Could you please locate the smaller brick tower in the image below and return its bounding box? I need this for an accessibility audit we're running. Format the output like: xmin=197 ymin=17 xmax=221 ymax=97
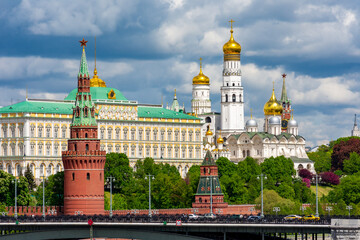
xmin=62 ymin=39 xmax=106 ymax=215
xmin=280 ymin=73 xmax=291 ymax=132
xmin=193 ymin=151 xmax=227 ymax=209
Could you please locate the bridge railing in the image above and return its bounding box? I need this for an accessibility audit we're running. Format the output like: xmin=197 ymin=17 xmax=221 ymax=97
xmin=0 ymin=214 xmax=336 ymax=225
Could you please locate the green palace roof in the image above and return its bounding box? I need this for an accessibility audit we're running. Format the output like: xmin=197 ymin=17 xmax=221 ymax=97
xmin=0 ymin=101 xmax=200 ymax=121
xmin=138 ymin=106 xmax=199 ymax=120
xmin=65 ymin=87 xmax=128 ymax=101
xmin=0 ymin=101 xmax=73 ymax=114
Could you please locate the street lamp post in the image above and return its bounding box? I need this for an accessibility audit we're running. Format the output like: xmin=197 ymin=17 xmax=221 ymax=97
xmin=40 ymin=174 xmax=47 ymax=220
xmin=12 ymin=177 xmax=20 ymax=219
xmin=346 ymin=205 xmax=353 ymax=217
xmin=313 ymin=174 xmax=321 ymax=217
xmin=326 ymin=206 xmax=332 ymax=216
xmin=300 ymin=206 xmax=306 ymax=215
xmin=257 ymin=174 xmax=267 ymax=218
xmin=207 ymin=176 xmax=213 ymax=214
xmin=106 ymin=176 xmax=116 ymax=218
xmin=145 ymin=174 xmax=154 ymax=217
xmin=249 ymin=207 xmax=255 ymax=215
xmin=273 ymin=207 xmax=280 ymax=216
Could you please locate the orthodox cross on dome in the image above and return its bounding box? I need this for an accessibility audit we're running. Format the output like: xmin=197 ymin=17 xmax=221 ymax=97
xmin=282 ymin=73 xmax=287 ymax=78
xmin=250 ymin=108 xmax=253 ymax=119
xmin=229 ymin=19 xmax=235 ymax=30
xmin=199 ymin=57 xmax=203 ymax=69
xmin=272 ymin=80 xmax=275 ymax=89
xmin=79 ymin=38 xmax=88 ymax=47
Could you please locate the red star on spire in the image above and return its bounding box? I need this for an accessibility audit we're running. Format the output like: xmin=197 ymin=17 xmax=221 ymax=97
xmin=79 ymin=38 xmax=88 ymax=47
xmin=282 ymin=73 xmax=287 ymax=78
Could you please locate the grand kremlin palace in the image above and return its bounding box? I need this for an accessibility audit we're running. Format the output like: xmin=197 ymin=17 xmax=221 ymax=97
xmin=0 ymin=66 xmax=203 ymax=180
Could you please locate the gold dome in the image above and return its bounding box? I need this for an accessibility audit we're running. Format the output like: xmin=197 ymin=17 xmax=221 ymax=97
xmin=223 ymin=20 xmax=241 ymax=54
xmin=264 ymin=87 xmax=283 ymax=115
xmin=90 ymin=68 xmax=107 ymax=87
xmin=206 ymin=125 xmax=213 ymax=136
xmin=193 ymin=58 xmax=209 ymax=85
xmin=217 ymin=130 xmax=224 ymax=144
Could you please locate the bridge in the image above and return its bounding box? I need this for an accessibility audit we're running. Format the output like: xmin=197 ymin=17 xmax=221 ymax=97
xmin=0 ymin=215 xmax=343 ymax=240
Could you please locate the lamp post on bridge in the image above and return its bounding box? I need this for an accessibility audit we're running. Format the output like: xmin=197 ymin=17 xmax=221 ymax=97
xmin=273 ymin=207 xmax=280 ymax=216
xmin=313 ymin=174 xmax=321 ymax=217
xmin=145 ymin=174 xmax=154 ymax=217
xmin=40 ymin=174 xmax=47 ymax=221
xmin=346 ymin=205 xmax=353 ymax=217
xmin=11 ymin=177 xmax=20 ymax=219
xmin=106 ymin=176 xmax=116 ymax=218
xmin=326 ymin=206 xmax=332 ymax=216
xmin=257 ymin=174 xmax=267 ymax=218
xmin=300 ymin=206 xmax=306 ymax=215
xmin=249 ymin=207 xmax=255 ymax=215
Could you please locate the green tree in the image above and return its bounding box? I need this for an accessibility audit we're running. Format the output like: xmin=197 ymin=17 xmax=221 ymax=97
xmin=24 ymin=165 xmax=36 ymax=192
xmin=104 ymin=153 xmax=134 ymax=193
xmin=307 ymin=147 xmax=332 ymax=173
xmin=254 ymin=189 xmax=298 ymax=215
xmin=343 ymin=152 xmax=360 ymax=175
xmin=216 ymin=157 xmax=236 ymax=178
xmin=327 ymin=175 xmax=360 ymax=205
xmin=237 ymin=157 xmax=261 ymax=182
xmin=220 ymin=174 xmax=248 ymax=204
xmin=261 ymin=156 xmax=295 ymax=185
xmin=35 ymin=171 xmax=64 ymax=206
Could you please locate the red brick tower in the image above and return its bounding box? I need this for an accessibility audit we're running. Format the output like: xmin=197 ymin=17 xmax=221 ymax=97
xmin=62 ymin=39 xmax=106 ymax=215
xmin=280 ymin=73 xmax=292 ymax=132
xmin=192 ymin=151 xmax=228 ymax=209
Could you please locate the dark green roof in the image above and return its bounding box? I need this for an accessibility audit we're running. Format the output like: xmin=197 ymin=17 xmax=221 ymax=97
xmin=0 ymin=101 xmax=73 ymax=114
xmin=228 ymin=132 xmax=305 ymax=141
xmin=65 ymin=87 xmax=128 ymax=101
xmin=138 ymin=106 xmax=199 ymax=120
xmin=290 ymin=157 xmax=313 ymax=163
xmin=201 ymin=150 xmax=216 ymax=165
xmin=196 ymin=176 xmax=224 ymax=195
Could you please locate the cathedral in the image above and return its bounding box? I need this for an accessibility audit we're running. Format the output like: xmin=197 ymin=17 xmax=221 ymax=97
xmin=182 ymin=20 xmax=313 ymax=174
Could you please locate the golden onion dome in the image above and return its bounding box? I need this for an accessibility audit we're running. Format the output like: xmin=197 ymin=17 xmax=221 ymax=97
xmin=223 ymin=21 xmax=241 ymax=54
xmin=264 ymin=87 xmax=283 ymax=115
xmin=217 ymin=136 xmax=224 ymax=144
xmin=193 ymin=58 xmax=210 ymax=85
xmin=205 ymin=125 xmax=213 ymax=136
xmin=90 ymin=68 xmax=107 ymax=87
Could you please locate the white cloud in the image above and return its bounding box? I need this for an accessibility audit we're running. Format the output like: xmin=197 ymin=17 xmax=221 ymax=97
xmin=10 ymin=0 xmax=137 ymax=36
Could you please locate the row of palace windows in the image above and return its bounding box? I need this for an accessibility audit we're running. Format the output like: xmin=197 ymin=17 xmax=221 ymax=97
xmin=0 ymin=163 xmax=62 ymax=177
xmin=231 ymin=149 xmax=262 ymax=158
xmin=2 ymin=124 xmax=24 ymax=138
xmin=224 ymin=94 xmax=242 ymax=103
xmin=30 ymin=124 xmax=69 ymax=138
xmin=99 ymin=127 xmax=201 ymax=142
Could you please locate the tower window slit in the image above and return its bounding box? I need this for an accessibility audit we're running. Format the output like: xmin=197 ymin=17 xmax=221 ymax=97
xmin=87 ymin=173 xmax=90 ymax=180
xmin=86 ymin=144 xmax=89 ymax=151
xmin=72 ymin=172 xmax=75 ymax=181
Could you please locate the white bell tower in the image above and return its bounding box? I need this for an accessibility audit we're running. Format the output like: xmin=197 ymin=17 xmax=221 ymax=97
xmin=221 ymin=20 xmax=245 ymax=136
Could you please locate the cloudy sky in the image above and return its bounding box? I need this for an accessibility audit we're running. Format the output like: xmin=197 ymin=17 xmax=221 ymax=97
xmin=1 ymin=0 xmax=360 ymax=147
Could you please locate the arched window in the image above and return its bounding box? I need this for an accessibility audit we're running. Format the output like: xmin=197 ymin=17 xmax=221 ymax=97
xmin=85 ymin=133 xmax=88 ymax=138
xmin=247 ymin=150 xmax=250 ymax=157
xmin=205 ymin=117 xmax=211 ymax=123
xmin=225 ymin=94 xmax=228 ymax=102
xmin=232 ymin=94 xmax=236 ymax=102
xmin=232 ymin=83 xmax=235 ymax=86
xmin=239 ymin=94 xmax=242 ymax=102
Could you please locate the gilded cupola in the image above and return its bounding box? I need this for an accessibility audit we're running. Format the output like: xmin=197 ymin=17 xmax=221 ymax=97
xmin=217 ymin=130 xmax=224 ymax=144
xmin=223 ymin=20 xmax=241 ymax=55
xmin=263 ymin=83 xmax=283 ymax=116
xmin=206 ymin=125 xmax=213 ymax=136
xmin=192 ymin=57 xmax=210 ymax=85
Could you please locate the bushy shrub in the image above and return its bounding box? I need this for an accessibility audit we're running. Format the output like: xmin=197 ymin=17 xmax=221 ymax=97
xmin=302 ymin=178 xmax=311 ymax=188
xmin=299 ymin=169 xmax=313 ymax=179
xmin=320 ymin=172 xmax=340 ymax=185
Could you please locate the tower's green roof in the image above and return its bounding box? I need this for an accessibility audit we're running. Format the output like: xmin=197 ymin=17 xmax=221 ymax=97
xmin=65 ymin=87 xmax=128 ymax=101
xmin=201 ymin=150 xmax=216 ymax=165
xmin=78 ymin=47 xmax=89 ymax=77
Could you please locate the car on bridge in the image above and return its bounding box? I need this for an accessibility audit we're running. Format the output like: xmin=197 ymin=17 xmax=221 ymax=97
xmin=301 ymin=215 xmax=320 ymax=221
xmin=204 ymin=213 xmax=217 ymax=219
xmin=247 ymin=215 xmax=263 ymax=222
xmin=284 ymin=215 xmax=302 ymax=221
xmin=188 ymin=214 xmax=199 ymax=220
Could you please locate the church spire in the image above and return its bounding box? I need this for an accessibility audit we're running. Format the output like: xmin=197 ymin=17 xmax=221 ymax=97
xmin=355 ymin=114 xmax=358 ymax=127
xmin=281 ymin=73 xmax=288 ymax=103
xmin=78 ymin=38 xmax=89 ymax=78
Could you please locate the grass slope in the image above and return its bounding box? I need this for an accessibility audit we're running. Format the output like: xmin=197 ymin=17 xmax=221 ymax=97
xmin=310 ymin=185 xmax=333 ymax=198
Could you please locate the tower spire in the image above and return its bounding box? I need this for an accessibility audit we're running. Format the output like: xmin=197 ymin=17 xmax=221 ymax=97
xmin=281 ymin=73 xmax=288 ymax=103
xmin=78 ymin=38 xmax=89 ymax=77
xmin=355 ymin=114 xmax=358 ymax=127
